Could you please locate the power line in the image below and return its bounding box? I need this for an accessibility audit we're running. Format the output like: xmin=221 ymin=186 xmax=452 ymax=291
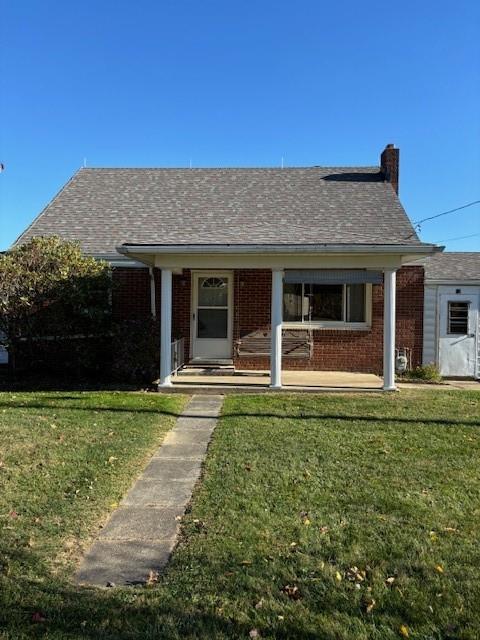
xmin=413 ymin=199 xmax=480 ymax=226
xmin=434 ymin=231 xmax=480 ymax=244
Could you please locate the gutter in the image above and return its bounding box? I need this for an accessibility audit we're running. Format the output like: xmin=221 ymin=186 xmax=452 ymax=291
xmin=117 ymin=243 xmax=443 ymax=256
xmin=425 ymin=279 xmax=480 ymax=286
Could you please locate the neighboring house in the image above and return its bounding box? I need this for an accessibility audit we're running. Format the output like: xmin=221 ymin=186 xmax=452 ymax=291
xmin=422 ymin=252 xmax=480 ymax=379
xmin=14 ymin=144 xmax=440 ymax=389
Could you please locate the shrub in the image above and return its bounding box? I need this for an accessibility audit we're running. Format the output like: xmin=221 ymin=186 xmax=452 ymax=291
xmin=402 ymin=363 xmax=442 ymax=383
xmin=0 ymin=236 xmax=112 ymax=375
xmin=111 ymin=317 xmax=159 ymax=384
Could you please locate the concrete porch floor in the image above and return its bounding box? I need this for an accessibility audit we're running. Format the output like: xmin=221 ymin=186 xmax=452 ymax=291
xmin=167 ymin=369 xmax=384 ymax=393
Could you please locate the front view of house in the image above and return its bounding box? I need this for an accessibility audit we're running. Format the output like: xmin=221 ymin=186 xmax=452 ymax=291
xmin=15 ymin=144 xmax=441 ymax=389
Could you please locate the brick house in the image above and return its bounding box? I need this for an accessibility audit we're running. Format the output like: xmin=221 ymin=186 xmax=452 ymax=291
xmin=15 ymin=144 xmax=440 ymax=389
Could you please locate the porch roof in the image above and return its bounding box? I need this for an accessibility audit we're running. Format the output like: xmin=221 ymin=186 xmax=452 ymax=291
xmin=116 ymin=241 xmax=440 ymax=269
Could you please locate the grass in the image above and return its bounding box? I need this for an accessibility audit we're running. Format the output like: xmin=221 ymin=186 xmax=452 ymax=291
xmin=0 ymin=391 xmax=186 ymax=638
xmin=1 ymin=390 xmax=480 ymax=639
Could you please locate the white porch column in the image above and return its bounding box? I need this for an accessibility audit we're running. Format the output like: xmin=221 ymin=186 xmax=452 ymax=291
xmin=270 ymin=269 xmax=284 ymax=389
xmin=383 ymin=269 xmax=397 ymax=391
xmin=159 ymin=268 xmax=173 ymax=388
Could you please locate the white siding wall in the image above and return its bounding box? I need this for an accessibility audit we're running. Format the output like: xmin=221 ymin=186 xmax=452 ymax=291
xmin=422 ymin=284 xmax=438 ymax=365
xmin=424 ymin=284 xmax=480 ymax=377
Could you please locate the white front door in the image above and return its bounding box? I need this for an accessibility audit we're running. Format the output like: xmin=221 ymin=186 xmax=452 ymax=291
xmin=191 ymin=272 xmax=233 ymax=361
xmin=439 ymin=294 xmax=479 ymax=377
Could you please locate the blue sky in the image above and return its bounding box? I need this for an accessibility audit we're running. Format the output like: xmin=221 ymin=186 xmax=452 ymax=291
xmin=1 ymin=0 xmax=479 ymax=251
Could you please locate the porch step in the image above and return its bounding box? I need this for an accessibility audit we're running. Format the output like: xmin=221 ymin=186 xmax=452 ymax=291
xmin=188 ymin=359 xmax=234 ymax=367
xmin=178 ymin=366 xmax=235 ymax=377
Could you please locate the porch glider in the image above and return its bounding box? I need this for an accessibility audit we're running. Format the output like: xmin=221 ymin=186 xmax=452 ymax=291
xmin=284 ymin=269 xmax=383 ymax=284
xmin=235 ymin=329 xmax=313 ymax=359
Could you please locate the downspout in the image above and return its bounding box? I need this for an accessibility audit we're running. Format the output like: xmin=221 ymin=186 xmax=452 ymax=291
xmin=149 ymin=267 xmax=156 ymax=318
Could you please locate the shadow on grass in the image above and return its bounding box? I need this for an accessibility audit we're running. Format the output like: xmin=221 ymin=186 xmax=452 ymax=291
xmin=2 ymin=542 xmax=465 ymax=639
xmin=0 ymin=398 xmax=479 ymax=428
xmin=0 ymin=551 xmax=329 ymax=640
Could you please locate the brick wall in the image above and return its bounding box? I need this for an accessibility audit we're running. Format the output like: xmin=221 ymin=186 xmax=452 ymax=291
xmin=232 ymin=267 xmax=424 ymax=374
xmin=112 ymin=266 xmax=424 ymax=375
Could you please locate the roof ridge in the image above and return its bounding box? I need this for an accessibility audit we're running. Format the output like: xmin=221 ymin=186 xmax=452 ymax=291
xmin=78 ymin=165 xmax=381 ymax=171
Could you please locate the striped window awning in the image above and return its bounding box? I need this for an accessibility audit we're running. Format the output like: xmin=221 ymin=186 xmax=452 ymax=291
xmin=284 ymin=269 xmax=383 ymax=285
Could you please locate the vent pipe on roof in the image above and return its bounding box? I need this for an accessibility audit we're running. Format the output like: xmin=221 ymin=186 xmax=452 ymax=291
xmin=380 ymin=144 xmax=399 ymax=195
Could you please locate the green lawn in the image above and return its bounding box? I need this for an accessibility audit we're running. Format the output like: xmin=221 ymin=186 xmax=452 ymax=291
xmin=1 ymin=390 xmax=480 ymax=639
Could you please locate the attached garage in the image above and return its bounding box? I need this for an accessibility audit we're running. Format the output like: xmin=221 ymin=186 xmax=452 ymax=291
xmin=422 ymin=253 xmax=480 ymax=379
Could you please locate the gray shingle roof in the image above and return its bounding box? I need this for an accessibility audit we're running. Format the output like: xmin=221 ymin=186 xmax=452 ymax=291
xmin=16 ymin=167 xmax=423 ymax=256
xmin=424 ymin=252 xmax=480 ymax=281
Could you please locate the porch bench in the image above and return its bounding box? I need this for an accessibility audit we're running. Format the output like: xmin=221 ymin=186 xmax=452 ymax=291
xmin=235 ymin=329 xmax=313 ymax=359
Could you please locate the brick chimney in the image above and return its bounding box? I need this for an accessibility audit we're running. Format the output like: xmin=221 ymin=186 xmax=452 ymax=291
xmin=380 ymin=143 xmax=399 ymax=194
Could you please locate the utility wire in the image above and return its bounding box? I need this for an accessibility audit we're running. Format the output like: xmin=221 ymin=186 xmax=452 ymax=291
xmin=413 ymin=199 xmax=480 ymax=225
xmin=434 ymin=231 xmax=480 ymax=244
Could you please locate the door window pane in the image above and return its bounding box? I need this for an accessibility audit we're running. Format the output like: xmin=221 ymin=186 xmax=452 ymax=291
xmin=308 ymin=284 xmax=343 ymax=321
xmin=448 ymin=302 xmax=468 ymax=334
xmin=197 ymin=308 xmax=228 ymax=338
xmin=198 ymin=277 xmax=228 ymax=307
xmin=346 ymin=284 xmax=366 ymax=322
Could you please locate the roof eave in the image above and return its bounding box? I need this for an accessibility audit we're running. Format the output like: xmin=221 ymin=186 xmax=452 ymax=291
xmin=117 ymin=243 xmax=443 ymax=257
xmin=425 ymin=278 xmax=480 ymax=286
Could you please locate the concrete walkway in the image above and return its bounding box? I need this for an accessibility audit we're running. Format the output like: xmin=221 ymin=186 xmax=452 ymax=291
xmin=76 ymin=394 xmax=224 ymax=587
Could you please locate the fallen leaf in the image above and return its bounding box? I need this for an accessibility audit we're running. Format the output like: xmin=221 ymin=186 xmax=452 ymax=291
xmin=240 ymin=560 xmax=252 ymax=566
xmin=366 ymin=598 xmax=376 ymax=614
xmin=282 ymin=584 xmax=301 ymax=600
xmin=277 ymin=615 xmax=284 ymax=621
xmin=319 ymin=526 xmax=329 ymax=534
xmin=107 ymin=456 xmax=117 ymax=464
xmin=110 ymin=502 xmax=118 ymax=509
xmin=9 ymin=511 xmax=18 ymax=519
xmin=303 ymin=518 xmax=311 ymax=526
xmin=435 ymin=564 xmax=444 ymax=574
xmin=31 ymin=612 xmax=46 ymax=623
xmin=146 ymin=570 xmax=159 ymax=585
xmin=385 ymin=576 xmax=396 ymax=585
xmin=335 ymin=571 xmax=342 ymax=582
xmin=255 ymin=598 xmax=264 ymax=610
xmin=399 ymin=625 xmax=409 ymax=638
xmin=346 ymin=566 xmax=365 ymax=583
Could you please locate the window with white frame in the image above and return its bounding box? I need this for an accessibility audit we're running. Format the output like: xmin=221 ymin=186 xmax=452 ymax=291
xmin=283 ymin=282 xmax=368 ymax=326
